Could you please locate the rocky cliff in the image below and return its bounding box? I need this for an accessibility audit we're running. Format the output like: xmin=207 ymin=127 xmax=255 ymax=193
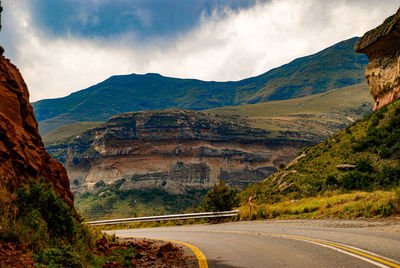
xmin=0 ymin=41 xmax=74 ymax=207
xmin=46 ymin=110 xmax=311 ymax=194
xmin=355 ymin=8 xmax=400 ymax=110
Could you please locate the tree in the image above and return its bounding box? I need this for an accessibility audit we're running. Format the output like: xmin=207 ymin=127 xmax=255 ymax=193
xmin=201 ymin=181 xmax=239 ymax=212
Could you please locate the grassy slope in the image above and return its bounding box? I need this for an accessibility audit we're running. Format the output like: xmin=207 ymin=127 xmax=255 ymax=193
xmin=44 ymin=83 xmax=373 ymax=145
xmin=209 ymin=83 xmax=373 ymax=141
xmin=209 ymin=83 xmax=372 ymax=118
xmin=42 ymin=121 xmax=104 ymax=145
xmin=239 ymin=99 xmax=400 ymax=219
xmin=33 ymin=37 xmax=368 ymax=134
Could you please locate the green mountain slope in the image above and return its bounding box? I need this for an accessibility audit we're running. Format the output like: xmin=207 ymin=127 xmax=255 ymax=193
xmin=208 ymin=83 xmax=373 ymax=139
xmin=43 ymin=83 xmax=373 ymax=145
xmin=33 ymin=37 xmax=368 ymax=134
xmin=42 ymin=121 xmax=105 ymax=144
xmin=240 ymin=98 xmax=400 ymax=206
xmin=208 ymin=82 xmax=373 ymax=142
xmin=209 ymin=83 xmax=372 ymax=118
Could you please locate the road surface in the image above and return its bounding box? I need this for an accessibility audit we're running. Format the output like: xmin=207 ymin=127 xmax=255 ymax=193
xmin=105 ymin=219 xmax=400 ymax=267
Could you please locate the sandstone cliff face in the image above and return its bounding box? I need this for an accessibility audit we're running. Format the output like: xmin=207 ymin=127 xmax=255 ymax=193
xmin=0 ymin=54 xmax=74 ymax=207
xmin=355 ymin=8 xmax=400 ymax=110
xmin=47 ymin=110 xmax=310 ymax=194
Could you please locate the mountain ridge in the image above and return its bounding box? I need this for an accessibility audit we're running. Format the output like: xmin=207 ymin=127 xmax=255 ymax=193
xmin=33 ymin=37 xmax=368 ymax=134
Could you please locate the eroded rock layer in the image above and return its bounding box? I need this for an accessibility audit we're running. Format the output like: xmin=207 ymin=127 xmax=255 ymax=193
xmin=355 ymin=8 xmax=400 ymax=110
xmin=46 ymin=110 xmax=311 ymax=194
xmin=0 ymin=55 xmax=74 ymax=207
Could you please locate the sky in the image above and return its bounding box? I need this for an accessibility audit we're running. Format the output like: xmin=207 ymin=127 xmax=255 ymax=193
xmin=0 ymin=0 xmax=399 ymax=102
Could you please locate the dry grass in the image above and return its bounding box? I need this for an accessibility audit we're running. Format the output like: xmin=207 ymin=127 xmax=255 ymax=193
xmin=239 ymin=189 xmax=400 ymax=220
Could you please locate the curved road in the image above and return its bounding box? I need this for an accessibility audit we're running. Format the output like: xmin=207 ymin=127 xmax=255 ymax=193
xmin=106 ymin=220 xmax=400 ymax=267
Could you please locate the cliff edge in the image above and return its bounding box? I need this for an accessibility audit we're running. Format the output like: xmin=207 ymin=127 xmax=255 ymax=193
xmin=355 ymin=8 xmax=400 ymax=110
xmin=46 ymin=110 xmax=310 ymax=195
xmin=0 ymin=18 xmax=73 ymax=207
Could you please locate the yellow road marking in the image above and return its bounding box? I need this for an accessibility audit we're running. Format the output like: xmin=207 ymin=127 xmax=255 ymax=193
xmin=119 ymin=236 xmax=208 ymax=268
xmin=198 ymin=229 xmax=400 ymax=268
xmin=278 ymin=234 xmax=400 ymax=268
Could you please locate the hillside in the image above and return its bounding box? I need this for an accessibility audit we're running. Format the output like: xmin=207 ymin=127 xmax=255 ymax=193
xmin=208 ymin=82 xmax=373 ymax=141
xmin=236 ymin=6 xmax=400 ymax=221
xmin=240 ymin=98 xmax=400 ymax=217
xmin=43 ymin=82 xmax=373 ymax=147
xmin=42 ymin=121 xmax=105 ymax=144
xmin=33 ymin=37 xmax=368 ymax=134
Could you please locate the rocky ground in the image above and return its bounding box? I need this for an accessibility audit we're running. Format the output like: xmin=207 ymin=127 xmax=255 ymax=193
xmin=0 ymin=242 xmax=36 ymax=267
xmin=96 ymin=236 xmax=195 ymax=267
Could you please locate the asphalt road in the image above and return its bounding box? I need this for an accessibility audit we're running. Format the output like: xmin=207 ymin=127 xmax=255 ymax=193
xmin=105 ymin=220 xmax=400 ymax=268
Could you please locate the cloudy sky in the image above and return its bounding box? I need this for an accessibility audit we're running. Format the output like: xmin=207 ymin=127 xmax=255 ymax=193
xmin=0 ymin=0 xmax=399 ymax=102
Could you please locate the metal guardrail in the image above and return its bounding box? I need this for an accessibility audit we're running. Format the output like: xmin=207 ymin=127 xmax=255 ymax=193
xmin=85 ymin=210 xmax=240 ymax=226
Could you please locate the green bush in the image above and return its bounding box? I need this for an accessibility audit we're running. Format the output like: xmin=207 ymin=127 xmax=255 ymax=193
xmin=341 ymin=170 xmax=373 ymax=191
xmin=325 ymin=174 xmax=339 ymax=188
xmin=354 ymin=105 xmax=400 ymax=160
xmin=35 ymin=245 xmax=82 ymax=268
xmin=341 ymin=162 xmax=400 ymax=191
xmin=0 ymin=179 xmax=98 ymax=267
xmin=355 ymin=157 xmax=374 ymax=173
xmin=201 ymin=181 xmax=239 ymax=212
xmin=375 ymin=165 xmax=400 ymax=189
xmin=16 ymin=178 xmax=77 ymax=239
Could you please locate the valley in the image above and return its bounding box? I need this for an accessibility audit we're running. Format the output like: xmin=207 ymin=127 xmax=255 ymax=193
xmin=36 ymin=35 xmax=376 ymax=220
xmin=1 ymin=1 xmax=400 ymax=267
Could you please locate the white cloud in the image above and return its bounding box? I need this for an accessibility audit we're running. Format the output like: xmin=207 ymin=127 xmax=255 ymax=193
xmin=1 ymin=0 xmax=399 ymax=101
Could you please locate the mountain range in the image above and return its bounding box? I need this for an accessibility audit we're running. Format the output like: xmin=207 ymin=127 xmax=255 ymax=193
xmin=32 ymin=37 xmax=368 ymax=135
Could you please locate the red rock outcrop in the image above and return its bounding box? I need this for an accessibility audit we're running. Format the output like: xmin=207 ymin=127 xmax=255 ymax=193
xmin=0 ymin=54 xmax=74 ymax=207
xmin=355 ymin=8 xmax=400 ymax=110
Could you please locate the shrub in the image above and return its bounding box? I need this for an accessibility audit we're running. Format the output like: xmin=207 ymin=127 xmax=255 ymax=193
xmin=375 ymin=165 xmax=400 ymax=189
xmin=257 ymin=207 xmax=266 ymax=218
xmin=341 ymin=170 xmax=373 ymax=191
xmin=354 ymin=105 xmax=400 ymax=160
xmin=35 ymin=245 xmax=82 ymax=268
xmin=0 ymin=179 xmax=100 ymax=267
xmin=201 ymin=181 xmax=239 ymax=212
xmin=325 ymin=175 xmax=339 ymax=188
xmin=15 ymin=178 xmax=77 ymax=239
xmin=355 ymin=157 xmax=374 ymax=173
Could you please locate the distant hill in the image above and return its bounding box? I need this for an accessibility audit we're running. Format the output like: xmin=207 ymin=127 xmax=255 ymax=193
xmin=33 ymin=37 xmax=368 ymax=134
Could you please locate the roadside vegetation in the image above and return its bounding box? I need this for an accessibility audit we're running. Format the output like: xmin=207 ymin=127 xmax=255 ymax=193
xmin=239 ymin=189 xmax=400 ymax=220
xmin=0 ymin=179 xmax=99 ymax=267
xmin=200 ymin=181 xmax=240 ymax=212
xmin=0 ymin=179 xmax=158 ymax=267
xmin=239 ymin=99 xmax=400 ymax=219
xmin=75 ymin=182 xmax=208 ymax=220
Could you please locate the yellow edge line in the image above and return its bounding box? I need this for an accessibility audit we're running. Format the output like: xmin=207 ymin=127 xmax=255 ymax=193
xmin=281 ymin=234 xmax=400 ymax=268
xmin=207 ymin=230 xmax=400 ymax=268
xmin=119 ymin=236 xmax=208 ymax=268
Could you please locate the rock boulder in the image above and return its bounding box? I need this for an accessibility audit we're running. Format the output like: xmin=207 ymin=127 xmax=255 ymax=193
xmin=355 ymin=8 xmax=400 ymax=110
